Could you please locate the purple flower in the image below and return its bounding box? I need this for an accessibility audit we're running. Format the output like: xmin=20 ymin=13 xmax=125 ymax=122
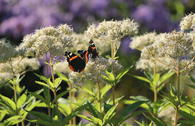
xmin=132 ymin=4 xmax=175 ymax=32
xmin=39 ymin=52 xmax=52 ymax=77
xmin=120 ymin=37 xmax=135 ymax=54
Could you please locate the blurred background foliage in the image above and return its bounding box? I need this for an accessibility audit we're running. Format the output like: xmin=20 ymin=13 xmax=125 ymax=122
xmin=0 ymin=0 xmax=194 ymax=99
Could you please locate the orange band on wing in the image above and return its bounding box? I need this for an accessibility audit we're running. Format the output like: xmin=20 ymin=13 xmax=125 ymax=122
xmin=69 ymin=56 xmax=78 ymax=61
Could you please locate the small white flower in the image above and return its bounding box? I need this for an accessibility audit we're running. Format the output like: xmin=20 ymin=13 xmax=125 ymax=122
xmin=180 ymin=13 xmax=195 ymax=31
xmin=18 ymin=25 xmax=73 ymax=57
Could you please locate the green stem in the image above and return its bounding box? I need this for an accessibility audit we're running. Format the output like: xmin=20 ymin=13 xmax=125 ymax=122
xmin=154 ymin=87 xmax=157 ymax=102
xmin=112 ymin=86 xmax=116 ymax=105
xmin=173 ymin=107 xmax=178 ymax=126
xmin=69 ymin=82 xmax=76 ymax=125
xmin=176 ymin=59 xmax=181 ymax=103
xmin=13 ymin=85 xmax=19 ymax=126
xmin=21 ymin=120 xmax=25 ymax=126
xmin=97 ymin=82 xmax=102 ymax=112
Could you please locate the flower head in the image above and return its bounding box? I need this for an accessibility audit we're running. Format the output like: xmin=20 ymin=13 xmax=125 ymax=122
xmin=18 ymin=25 xmax=73 ymax=57
xmin=130 ymin=32 xmax=157 ymax=51
xmin=0 ymin=39 xmax=18 ymax=63
xmin=85 ymin=19 xmax=138 ymax=54
xmin=180 ymin=13 xmax=195 ymax=31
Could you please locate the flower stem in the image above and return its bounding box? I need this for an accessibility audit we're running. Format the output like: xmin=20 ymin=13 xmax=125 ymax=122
xmin=69 ymin=82 xmax=76 ymax=125
xmin=112 ymin=86 xmax=116 ymax=105
xmin=173 ymin=107 xmax=178 ymax=126
xmin=154 ymin=87 xmax=157 ymax=102
xmin=97 ymin=82 xmax=102 ymax=112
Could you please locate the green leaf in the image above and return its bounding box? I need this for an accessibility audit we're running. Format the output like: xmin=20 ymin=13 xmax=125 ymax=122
xmin=112 ymin=101 xmax=145 ymax=125
xmin=43 ymin=87 xmax=51 ymax=105
xmin=159 ymin=72 xmax=174 ymax=84
xmin=0 ymin=94 xmax=16 ymax=111
xmin=0 ymin=110 xmax=7 ymax=121
xmin=35 ymin=81 xmax=50 ymax=89
xmin=58 ymin=103 xmax=71 ymax=116
xmin=152 ymin=73 xmax=160 ymax=87
xmin=86 ymin=102 xmax=101 ymax=118
xmin=17 ymin=93 xmax=27 ymax=108
xmin=82 ymin=88 xmax=95 ymax=97
xmin=116 ymin=68 xmax=129 ymax=83
xmin=144 ymin=113 xmax=166 ymax=126
xmin=187 ymin=84 xmax=195 ymax=89
xmin=53 ymin=78 xmax=62 ymax=88
xmin=4 ymin=115 xmax=23 ymax=125
xmin=56 ymin=90 xmax=69 ymax=101
xmin=57 ymin=72 xmax=69 ymax=82
xmin=102 ymin=71 xmax=115 ymax=84
xmin=103 ymin=104 xmax=117 ymax=124
xmin=179 ymin=110 xmax=195 ymax=122
xmin=132 ymin=75 xmax=151 ymax=84
xmin=190 ymin=75 xmax=195 ymax=83
xmin=30 ymin=92 xmax=50 ymax=107
xmin=28 ymin=111 xmax=53 ymax=122
xmin=101 ymin=85 xmax=112 ymax=98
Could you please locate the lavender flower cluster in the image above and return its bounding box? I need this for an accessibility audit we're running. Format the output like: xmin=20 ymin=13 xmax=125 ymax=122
xmin=0 ymin=0 xmax=190 ymax=40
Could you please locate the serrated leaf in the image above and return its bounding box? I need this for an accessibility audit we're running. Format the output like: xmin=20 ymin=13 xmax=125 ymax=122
xmin=144 ymin=113 xmax=166 ymax=126
xmin=0 ymin=110 xmax=7 ymax=121
xmin=35 ymin=81 xmax=50 ymax=89
xmin=82 ymin=88 xmax=95 ymax=96
xmin=179 ymin=110 xmax=195 ymax=122
xmin=102 ymin=71 xmax=115 ymax=84
xmin=112 ymin=101 xmax=145 ymax=125
xmin=190 ymin=75 xmax=195 ymax=83
xmin=58 ymin=103 xmax=71 ymax=116
xmin=159 ymin=72 xmax=174 ymax=84
xmin=152 ymin=73 xmax=160 ymax=87
xmin=34 ymin=73 xmax=48 ymax=82
xmin=187 ymin=84 xmax=195 ymax=89
xmin=56 ymin=90 xmax=69 ymax=100
xmin=101 ymin=85 xmax=112 ymax=98
xmin=28 ymin=111 xmax=53 ymax=122
xmin=116 ymin=68 xmax=129 ymax=81
xmin=17 ymin=93 xmax=27 ymax=108
xmin=0 ymin=94 xmax=16 ymax=111
xmin=103 ymin=104 xmax=117 ymax=124
xmin=86 ymin=102 xmax=101 ymax=118
xmin=132 ymin=75 xmax=151 ymax=84
xmin=53 ymin=78 xmax=62 ymax=88
xmin=4 ymin=115 xmax=23 ymax=125
xmin=56 ymin=72 xmax=69 ymax=82
xmin=30 ymin=92 xmax=49 ymax=106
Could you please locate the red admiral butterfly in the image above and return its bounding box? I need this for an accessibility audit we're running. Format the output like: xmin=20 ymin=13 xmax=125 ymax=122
xmin=65 ymin=40 xmax=98 ymax=72
xmin=65 ymin=51 xmax=86 ymax=72
xmin=88 ymin=40 xmax=98 ymax=59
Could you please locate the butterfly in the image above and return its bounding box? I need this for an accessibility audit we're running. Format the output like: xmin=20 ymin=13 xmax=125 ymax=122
xmin=64 ymin=51 xmax=86 ymax=72
xmin=65 ymin=40 xmax=98 ymax=72
xmin=88 ymin=40 xmax=98 ymax=59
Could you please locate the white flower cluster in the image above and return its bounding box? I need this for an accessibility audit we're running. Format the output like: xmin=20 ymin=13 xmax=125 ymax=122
xmin=133 ymin=13 xmax=195 ymax=73
xmin=135 ymin=31 xmax=194 ymax=72
xmin=18 ymin=24 xmax=73 ymax=57
xmin=85 ymin=19 xmax=139 ymax=54
xmin=180 ymin=13 xmax=195 ymax=31
xmin=0 ymin=39 xmax=18 ymax=63
xmin=54 ymin=57 xmax=123 ymax=85
xmin=70 ymin=33 xmax=89 ymax=52
xmin=69 ymin=57 xmax=122 ymax=85
xmin=130 ymin=32 xmax=157 ymax=51
xmin=0 ymin=56 xmax=40 ymax=83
